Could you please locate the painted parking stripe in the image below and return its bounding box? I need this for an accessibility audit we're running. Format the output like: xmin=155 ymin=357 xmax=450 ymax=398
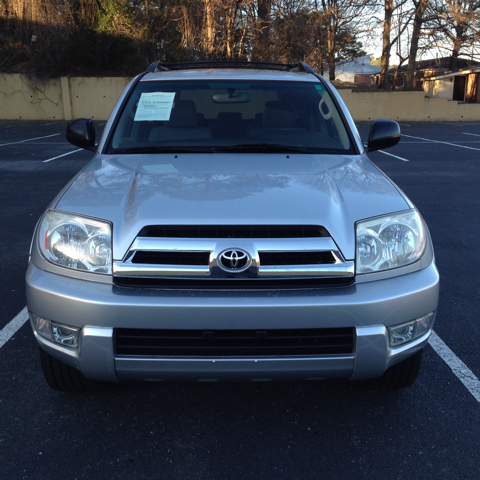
xmin=0 ymin=307 xmax=29 ymax=349
xmin=403 ymin=134 xmax=480 ymax=151
xmin=429 ymin=331 xmax=480 ymax=403
xmin=43 ymin=148 xmax=83 ymax=163
xmin=399 ymin=124 xmax=411 ymax=127
xmin=377 ymin=150 xmax=409 ymax=161
xmin=0 ymin=133 xmax=60 ymax=147
xmin=463 ymin=133 xmax=480 ymax=137
xmin=402 ymin=140 xmax=480 ymax=144
xmin=364 ymin=144 xmax=409 ymax=162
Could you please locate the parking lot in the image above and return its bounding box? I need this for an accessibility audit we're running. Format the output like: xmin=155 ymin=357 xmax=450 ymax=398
xmin=1 ymin=120 xmax=480 ymax=479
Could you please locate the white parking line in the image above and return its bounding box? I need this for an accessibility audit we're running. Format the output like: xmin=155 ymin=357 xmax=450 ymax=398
xmin=463 ymin=133 xmax=480 ymax=138
xmin=43 ymin=148 xmax=83 ymax=163
xmin=403 ymin=134 xmax=480 ymax=151
xmin=402 ymin=140 xmax=480 ymax=144
xmin=0 ymin=307 xmax=29 ymax=349
xmin=0 ymin=133 xmax=60 ymax=147
xmin=364 ymin=143 xmax=409 ymax=161
xmin=429 ymin=332 xmax=480 ymax=403
xmin=399 ymin=124 xmax=411 ymax=127
xmin=377 ymin=150 xmax=409 ymax=161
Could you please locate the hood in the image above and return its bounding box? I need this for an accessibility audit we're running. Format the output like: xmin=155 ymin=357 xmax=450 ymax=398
xmin=55 ymin=153 xmax=409 ymax=260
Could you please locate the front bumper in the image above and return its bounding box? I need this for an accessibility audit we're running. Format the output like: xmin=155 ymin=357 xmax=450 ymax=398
xmin=26 ymin=261 xmax=439 ymax=382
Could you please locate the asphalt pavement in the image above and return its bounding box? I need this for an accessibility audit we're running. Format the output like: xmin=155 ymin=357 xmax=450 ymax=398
xmin=1 ymin=120 xmax=480 ymax=479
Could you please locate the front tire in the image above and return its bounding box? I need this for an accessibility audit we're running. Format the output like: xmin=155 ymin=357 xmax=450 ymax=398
xmin=366 ymin=348 xmax=423 ymax=389
xmin=39 ymin=349 xmax=98 ymax=393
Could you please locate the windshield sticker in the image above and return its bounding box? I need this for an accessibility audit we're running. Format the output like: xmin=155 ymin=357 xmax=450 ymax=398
xmin=134 ymin=92 xmax=176 ymax=121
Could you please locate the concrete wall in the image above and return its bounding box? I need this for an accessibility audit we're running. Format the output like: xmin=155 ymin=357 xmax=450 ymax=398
xmin=338 ymin=89 xmax=480 ymax=121
xmin=0 ymin=74 xmax=64 ymax=120
xmin=0 ymin=74 xmax=130 ymax=121
xmin=1 ymin=74 xmax=480 ymax=122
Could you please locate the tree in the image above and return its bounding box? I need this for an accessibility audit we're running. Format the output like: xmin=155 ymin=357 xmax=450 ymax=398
xmin=318 ymin=0 xmax=372 ymax=81
xmin=436 ymin=0 xmax=480 ymax=69
xmin=270 ymin=0 xmax=314 ymax=63
xmin=404 ymin=0 xmax=430 ymax=90
xmin=253 ymin=0 xmax=272 ymax=60
xmin=378 ymin=0 xmax=413 ymax=89
xmin=204 ymin=0 xmax=216 ymax=57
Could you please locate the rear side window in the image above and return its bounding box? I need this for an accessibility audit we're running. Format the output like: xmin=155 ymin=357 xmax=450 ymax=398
xmin=108 ymin=80 xmax=355 ymax=154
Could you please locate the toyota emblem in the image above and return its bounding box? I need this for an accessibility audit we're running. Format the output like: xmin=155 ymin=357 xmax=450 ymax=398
xmin=218 ymin=248 xmax=252 ymax=273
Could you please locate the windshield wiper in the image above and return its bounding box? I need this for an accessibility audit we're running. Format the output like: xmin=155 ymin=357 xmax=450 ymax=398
xmin=111 ymin=146 xmax=213 ymax=154
xmin=214 ymin=143 xmax=310 ymax=154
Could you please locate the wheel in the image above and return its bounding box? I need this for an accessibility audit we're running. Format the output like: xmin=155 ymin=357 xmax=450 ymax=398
xmin=39 ymin=349 xmax=98 ymax=393
xmin=365 ymin=348 xmax=423 ymax=390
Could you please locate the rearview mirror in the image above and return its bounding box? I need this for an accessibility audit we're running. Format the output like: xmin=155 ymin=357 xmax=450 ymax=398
xmin=367 ymin=119 xmax=401 ymax=153
xmin=213 ymin=92 xmax=250 ymax=103
xmin=66 ymin=118 xmax=96 ymax=151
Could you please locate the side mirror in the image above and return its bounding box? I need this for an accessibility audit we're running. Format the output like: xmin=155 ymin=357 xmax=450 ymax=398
xmin=367 ymin=119 xmax=401 ymax=153
xmin=66 ymin=118 xmax=96 ymax=151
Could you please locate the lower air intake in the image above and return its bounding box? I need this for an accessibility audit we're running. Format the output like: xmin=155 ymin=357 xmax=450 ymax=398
xmin=115 ymin=327 xmax=355 ymax=357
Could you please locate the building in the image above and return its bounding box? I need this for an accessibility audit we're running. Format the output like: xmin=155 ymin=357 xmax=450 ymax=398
xmin=423 ymin=66 xmax=480 ymax=103
xmin=372 ymin=57 xmax=480 ymax=90
xmin=324 ymin=55 xmax=381 ymax=84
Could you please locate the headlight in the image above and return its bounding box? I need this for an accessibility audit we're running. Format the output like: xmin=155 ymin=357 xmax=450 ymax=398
xmin=39 ymin=210 xmax=112 ymax=274
xmin=356 ymin=210 xmax=426 ymax=274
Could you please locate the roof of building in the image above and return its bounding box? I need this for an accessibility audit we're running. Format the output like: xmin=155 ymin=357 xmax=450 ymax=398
xmin=389 ymin=56 xmax=480 ymax=74
xmin=423 ymin=66 xmax=480 ymax=81
xmin=325 ymin=55 xmax=381 ymax=76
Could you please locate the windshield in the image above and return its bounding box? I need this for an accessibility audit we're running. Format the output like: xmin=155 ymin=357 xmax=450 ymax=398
xmin=108 ymin=79 xmax=355 ymax=155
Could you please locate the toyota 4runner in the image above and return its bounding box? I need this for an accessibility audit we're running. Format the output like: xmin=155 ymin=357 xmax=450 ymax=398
xmin=26 ymin=62 xmax=439 ymax=392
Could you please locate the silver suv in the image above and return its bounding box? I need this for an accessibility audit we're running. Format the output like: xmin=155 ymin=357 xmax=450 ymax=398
xmin=26 ymin=62 xmax=439 ymax=392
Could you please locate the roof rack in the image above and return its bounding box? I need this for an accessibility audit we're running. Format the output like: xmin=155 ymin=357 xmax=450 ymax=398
xmin=146 ymin=61 xmax=315 ymax=74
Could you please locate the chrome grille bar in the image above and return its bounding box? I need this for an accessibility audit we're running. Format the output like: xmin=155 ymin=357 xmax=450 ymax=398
xmin=124 ymin=236 xmax=340 ymax=255
xmin=258 ymin=263 xmax=354 ymax=277
xmin=113 ymin=263 xmax=210 ymax=277
xmin=114 ymin=235 xmax=354 ymax=278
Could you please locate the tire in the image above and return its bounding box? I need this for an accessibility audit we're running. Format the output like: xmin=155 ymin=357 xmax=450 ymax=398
xmin=39 ymin=348 xmax=98 ymax=393
xmin=365 ymin=348 xmax=423 ymax=390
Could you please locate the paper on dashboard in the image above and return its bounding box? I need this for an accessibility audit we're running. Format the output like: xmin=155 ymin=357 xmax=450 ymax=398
xmin=134 ymin=92 xmax=176 ymax=121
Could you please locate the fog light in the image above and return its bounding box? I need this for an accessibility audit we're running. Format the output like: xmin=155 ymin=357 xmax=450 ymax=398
xmin=52 ymin=323 xmax=79 ymax=347
xmin=32 ymin=314 xmax=79 ymax=348
xmin=388 ymin=312 xmax=434 ymax=347
xmin=414 ymin=313 xmax=432 ymax=338
xmin=389 ymin=321 xmax=415 ymax=346
xmin=33 ymin=314 xmax=52 ymax=340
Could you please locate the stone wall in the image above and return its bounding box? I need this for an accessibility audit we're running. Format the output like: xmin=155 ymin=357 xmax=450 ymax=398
xmin=0 ymin=74 xmax=130 ymax=121
xmin=1 ymin=74 xmax=479 ymax=122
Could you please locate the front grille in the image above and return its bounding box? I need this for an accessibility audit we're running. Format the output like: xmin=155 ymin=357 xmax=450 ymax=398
xmin=260 ymin=251 xmax=336 ymax=266
xmin=114 ymin=276 xmax=354 ymax=289
xmin=132 ymin=251 xmax=210 ymax=265
xmin=115 ymin=327 xmax=355 ymax=357
xmin=130 ymin=251 xmax=336 ymax=267
xmin=138 ymin=225 xmax=329 ymax=239
xmin=114 ymin=225 xmax=353 ymax=289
